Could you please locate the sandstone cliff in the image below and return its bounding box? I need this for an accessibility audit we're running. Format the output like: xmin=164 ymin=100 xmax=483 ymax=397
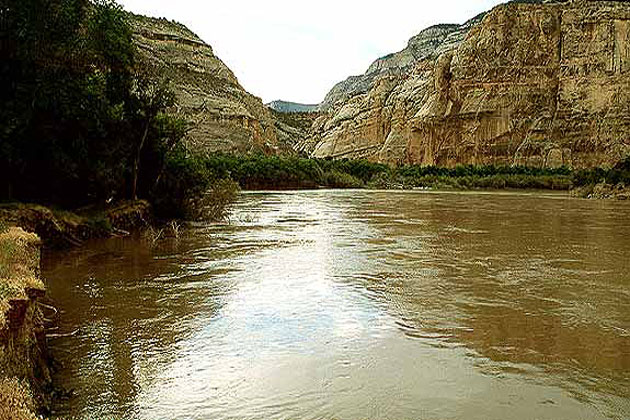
xmin=131 ymin=15 xmax=282 ymax=154
xmin=316 ymin=19 xmax=481 ymax=112
xmin=303 ymin=0 xmax=630 ymax=168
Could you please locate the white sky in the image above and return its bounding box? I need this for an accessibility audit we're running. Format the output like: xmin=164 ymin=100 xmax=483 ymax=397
xmin=118 ymin=0 xmax=506 ymax=104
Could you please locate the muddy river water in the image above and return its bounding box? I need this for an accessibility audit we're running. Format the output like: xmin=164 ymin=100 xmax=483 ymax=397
xmin=42 ymin=190 xmax=630 ymax=419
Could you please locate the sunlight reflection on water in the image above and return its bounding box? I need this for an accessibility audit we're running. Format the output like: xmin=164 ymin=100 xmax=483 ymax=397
xmin=44 ymin=190 xmax=630 ymax=420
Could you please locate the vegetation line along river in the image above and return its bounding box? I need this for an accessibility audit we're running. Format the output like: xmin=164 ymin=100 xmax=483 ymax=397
xmin=43 ymin=190 xmax=630 ymax=420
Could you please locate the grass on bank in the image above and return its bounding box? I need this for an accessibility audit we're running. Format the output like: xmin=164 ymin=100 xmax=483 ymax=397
xmin=0 ymin=229 xmax=43 ymax=420
xmin=0 ymin=378 xmax=40 ymax=420
xmin=0 ymin=228 xmax=43 ymax=308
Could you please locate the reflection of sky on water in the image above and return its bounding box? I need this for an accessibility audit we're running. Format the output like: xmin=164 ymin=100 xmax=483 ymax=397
xmin=44 ymin=190 xmax=630 ymax=420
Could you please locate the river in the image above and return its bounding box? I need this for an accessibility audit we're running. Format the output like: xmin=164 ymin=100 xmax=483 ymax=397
xmin=42 ymin=190 xmax=630 ymax=420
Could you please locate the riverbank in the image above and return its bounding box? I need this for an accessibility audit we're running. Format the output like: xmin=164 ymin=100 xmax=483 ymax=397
xmin=570 ymin=158 xmax=630 ymax=200
xmin=0 ymin=201 xmax=153 ymax=419
xmin=0 ymin=196 xmax=232 ymax=418
xmin=571 ymin=183 xmax=630 ymax=200
xmin=0 ymin=228 xmax=50 ymax=420
xmin=196 ymin=154 xmax=576 ymax=191
xmin=0 ymin=201 xmax=153 ymax=249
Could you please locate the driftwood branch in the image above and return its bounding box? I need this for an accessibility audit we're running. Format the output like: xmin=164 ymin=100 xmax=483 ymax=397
xmin=47 ymin=329 xmax=80 ymax=339
xmin=37 ymin=301 xmax=59 ymax=315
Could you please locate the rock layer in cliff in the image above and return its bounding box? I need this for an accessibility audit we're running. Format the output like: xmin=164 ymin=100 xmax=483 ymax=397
xmin=131 ymin=15 xmax=282 ymax=154
xmin=304 ymin=0 xmax=630 ymax=168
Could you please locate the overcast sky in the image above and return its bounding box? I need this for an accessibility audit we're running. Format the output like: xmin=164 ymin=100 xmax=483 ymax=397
xmin=118 ymin=0 xmax=506 ymax=104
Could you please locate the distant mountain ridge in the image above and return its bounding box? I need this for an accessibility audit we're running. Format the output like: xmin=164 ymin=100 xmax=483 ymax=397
xmin=267 ymin=100 xmax=319 ymax=113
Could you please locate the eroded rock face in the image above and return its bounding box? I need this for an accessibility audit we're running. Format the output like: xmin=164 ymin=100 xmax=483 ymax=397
xmin=316 ymin=22 xmax=470 ymax=112
xmin=131 ymin=15 xmax=280 ymax=154
xmin=270 ymin=109 xmax=320 ymax=154
xmin=305 ymin=0 xmax=630 ymax=168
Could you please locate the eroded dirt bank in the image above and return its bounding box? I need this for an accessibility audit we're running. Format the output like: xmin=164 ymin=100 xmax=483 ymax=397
xmin=0 ymin=228 xmax=50 ymax=420
xmin=0 ymin=200 xmax=155 ymax=419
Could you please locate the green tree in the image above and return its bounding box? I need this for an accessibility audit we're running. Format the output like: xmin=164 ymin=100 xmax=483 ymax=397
xmin=0 ymin=0 xmax=138 ymax=205
xmin=127 ymin=69 xmax=175 ymax=200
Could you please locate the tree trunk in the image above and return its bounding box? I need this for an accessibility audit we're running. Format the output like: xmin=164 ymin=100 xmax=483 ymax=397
xmin=131 ymin=119 xmax=151 ymax=200
xmin=151 ymin=136 xmax=183 ymax=193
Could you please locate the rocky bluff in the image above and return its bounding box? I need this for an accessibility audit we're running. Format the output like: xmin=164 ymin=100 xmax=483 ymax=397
xmin=300 ymin=0 xmax=630 ymax=168
xmin=131 ymin=15 xmax=287 ymax=154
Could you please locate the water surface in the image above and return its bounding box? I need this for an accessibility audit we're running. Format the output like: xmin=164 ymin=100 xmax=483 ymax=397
xmin=43 ymin=190 xmax=630 ymax=419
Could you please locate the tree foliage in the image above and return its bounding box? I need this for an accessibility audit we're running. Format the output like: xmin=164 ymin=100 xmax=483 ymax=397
xmin=0 ymin=0 xmax=191 ymax=212
xmin=573 ymin=157 xmax=630 ymax=187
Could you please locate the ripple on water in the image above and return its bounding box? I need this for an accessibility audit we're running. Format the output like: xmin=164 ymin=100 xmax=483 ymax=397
xmin=43 ymin=190 xmax=630 ymax=420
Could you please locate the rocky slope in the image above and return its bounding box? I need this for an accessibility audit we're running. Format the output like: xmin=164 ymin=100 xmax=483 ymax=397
xmin=270 ymin=109 xmax=320 ymax=153
xmin=131 ymin=15 xmax=282 ymax=154
xmin=316 ymin=18 xmax=481 ymax=112
xmin=302 ymin=0 xmax=630 ymax=168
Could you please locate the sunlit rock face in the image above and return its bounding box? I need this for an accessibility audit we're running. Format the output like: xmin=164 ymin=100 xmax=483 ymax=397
xmin=302 ymin=0 xmax=630 ymax=168
xmin=131 ymin=15 xmax=280 ymax=154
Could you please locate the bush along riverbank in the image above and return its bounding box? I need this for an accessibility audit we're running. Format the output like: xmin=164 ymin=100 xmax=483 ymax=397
xmin=183 ymin=153 xmax=578 ymax=192
xmin=0 ymin=0 xmax=236 ymax=224
xmin=370 ymin=164 xmax=573 ymax=191
xmin=0 ymin=0 xmax=240 ymax=249
xmin=179 ymin=153 xmax=630 ymax=198
xmin=571 ymin=157 xmax=630 ymax=200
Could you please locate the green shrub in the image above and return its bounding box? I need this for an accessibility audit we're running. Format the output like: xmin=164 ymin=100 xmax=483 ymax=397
xmin=150 ymin=145 xmax=213 ymax=218
xmin=0 ymin=0 xmax=196 ymax=212
xmin=573 ymin=157 xmax=630 ymax=187
xmin=321 ymin=171 xmax=364 ymax=188
xmin=150 ymin=146 xmax=240 ymax=221
xmin=84 ymin=216 xmax=113 ymax=234
xmin=199 ymin=154 xmax=389 ymax=190
xmin=185 ymin=178 xmax=240 ymax=221
xmin=396 ymin=164 xmax=571 ymax=180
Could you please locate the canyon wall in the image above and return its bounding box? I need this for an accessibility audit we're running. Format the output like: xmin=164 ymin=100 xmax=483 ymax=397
xmin=131 ymin=15 xmax=284 ymax=154
xmin=270 ymin=109 xmax=321 ymax=152
xmin=302 ymin=0 xmax=630 ymax=168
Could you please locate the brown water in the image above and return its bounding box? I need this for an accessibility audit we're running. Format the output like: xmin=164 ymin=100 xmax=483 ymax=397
xmin=42 ymin=190 xmax=630 ymax=420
